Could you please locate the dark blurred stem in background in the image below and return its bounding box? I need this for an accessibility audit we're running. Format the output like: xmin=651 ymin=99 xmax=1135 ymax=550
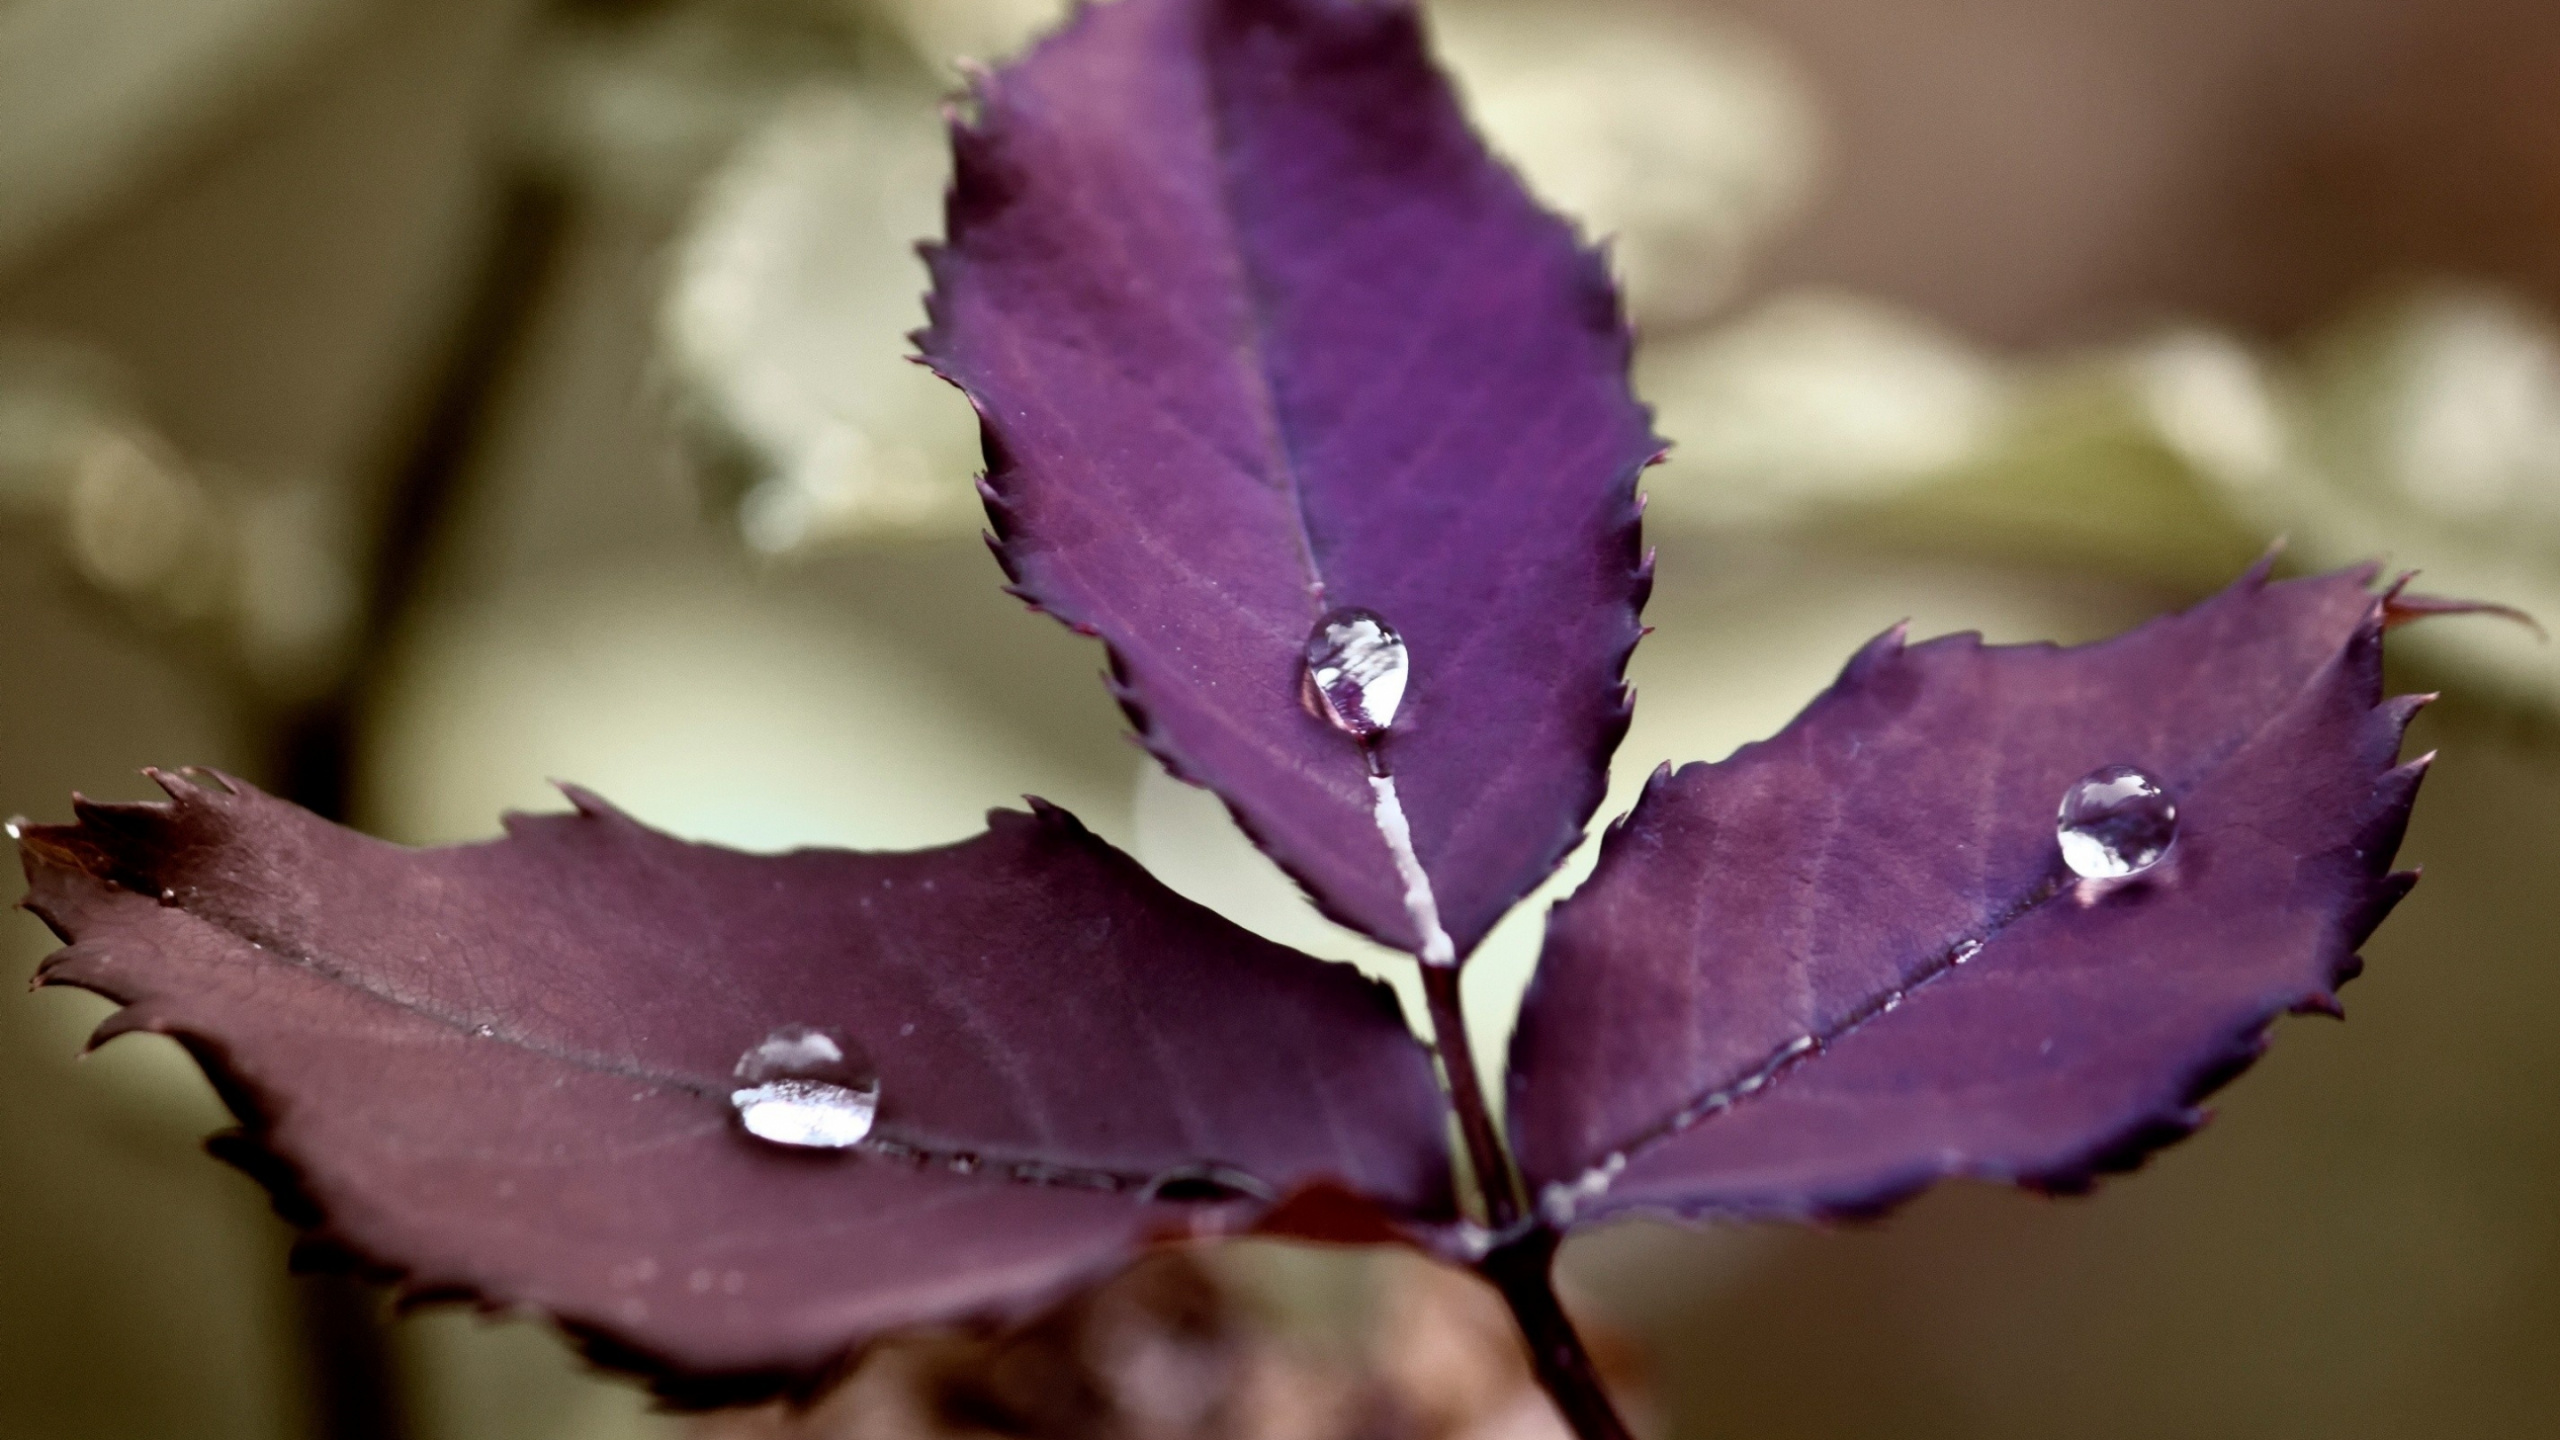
xmin=266 ymin=172 xmax=574 ymax=1440
xmin=1421 ymin=965 xmax=1637 ymax=1440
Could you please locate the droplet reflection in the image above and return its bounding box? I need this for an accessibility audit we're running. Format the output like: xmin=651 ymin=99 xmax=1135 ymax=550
xmin=1140 ymin=1163 xmax=1274 ymax=1205
xmin=1303 ymin=607 xmax=1409 ymax=739
xmin=730 ymin=1025 xmax=878 ymax=1150
xmin=2056 ymin=764 xmax=2179 ymax=879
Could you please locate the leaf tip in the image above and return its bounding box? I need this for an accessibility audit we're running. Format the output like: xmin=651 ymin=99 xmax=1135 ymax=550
xmin=2376 ymin=576 xmax=2545 ymax=640
xmin=86 ymin=1005 xmax=161 ymax=1053
xmin=2242 ymin=538 xmax=2288 ymax=588
xmin=547 ymin=783 xmax=624 ymax=822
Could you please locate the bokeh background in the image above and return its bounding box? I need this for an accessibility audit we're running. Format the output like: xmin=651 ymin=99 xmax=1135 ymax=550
xmin=4 ymin=0 xmax=2556 ymax=1436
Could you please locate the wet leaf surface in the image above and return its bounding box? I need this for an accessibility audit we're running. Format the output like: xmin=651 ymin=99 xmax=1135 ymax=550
xmin=918 ymin=0 xmax=1658 ymax=958
xmin=1509 ymin=565 xmax=2433 ymax=1223
xmin=17 ymin=777 xmax=1450 ymax=1399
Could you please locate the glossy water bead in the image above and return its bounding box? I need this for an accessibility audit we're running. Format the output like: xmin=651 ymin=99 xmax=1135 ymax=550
xmin=729 ymin=1025 xmax=879 ymax=1150
xmin=1303 ymin=607 xmax=1408 ymax=739
xmin=2056 ymin=764 xmax=2179 ymax=879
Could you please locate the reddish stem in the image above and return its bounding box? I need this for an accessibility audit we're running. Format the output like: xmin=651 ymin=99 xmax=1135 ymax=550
xmin=1417 ymin=965 xmax=1636 ymax=1440
xmin=1479 ymin=1230 xmax=1639 ymax=1440
xmin=1418 ymin=962 xmax=1519 ymax=1228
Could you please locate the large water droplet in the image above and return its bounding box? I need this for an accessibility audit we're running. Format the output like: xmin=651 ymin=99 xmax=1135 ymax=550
xmin=730 ymin=1025 xmax=878 ymax=1150
xmin=2057 ymin=764 xmax=2178 ymax=879
xmin=1303 ymin=607 xmax=1408 ymax=739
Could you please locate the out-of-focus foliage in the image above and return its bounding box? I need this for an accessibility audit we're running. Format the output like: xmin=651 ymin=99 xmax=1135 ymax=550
xmin=1430 ymin=0 xmax=1817 ymax=328
xmin=0 ymin=340 xmax=359 ymax=701
xmin=2142 ymin=285 xmax=2560 ymax=710
xmin=1634 ymin=279 xmax=2560 ymax=709
xmin=660 ymin=90 xmax=981 ymax=552
xmin=518 ymin=0 xmax=876 ymax=208
xmin=0 ymin=0 xmax=368 ymax=269
xmin=871 ymin=0 xmax=1064 ymax=71
xmin=689 ymin=1245 xmax=1647 ymax=1440
xmin=1637 ymin=290 xmax=2010 ymax=529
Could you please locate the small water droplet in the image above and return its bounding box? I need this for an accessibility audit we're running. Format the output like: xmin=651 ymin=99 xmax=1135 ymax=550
xmin=734 ymin=1025 xmax=855 ymax=1084
xmin=1303 ymin=607 xmax=1408 ymax=739
xmin=2057 ymin=764 xmax=2179 ymax=878
xmin=1139 ymin=1164 xmax=1273 ymax=1205
xmin=730 ymin=1025 xmax=878 ymax=1150
xmin=4 ymin=818 xmax=23 ymax=841
xmin=474 ymin=1024 xmax=495 ymax=1039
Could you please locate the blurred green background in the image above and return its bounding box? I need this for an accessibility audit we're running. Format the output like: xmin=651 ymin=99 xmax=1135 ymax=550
xmin=3 ymin=1 xmax=2555 ymax=1436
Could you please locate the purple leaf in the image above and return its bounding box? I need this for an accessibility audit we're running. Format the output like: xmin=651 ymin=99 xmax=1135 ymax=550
xmin=17 ymin=776 xmax=1450 ymax=1398
xmin=917 ymin=0 xmax=1659 ymax=959
xmin=1507 ymin=564 xmax=2432 ymax=1225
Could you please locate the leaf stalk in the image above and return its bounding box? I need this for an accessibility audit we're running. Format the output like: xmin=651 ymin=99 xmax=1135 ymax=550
xmin=1478 ymin=1230 xmax=1639 ymax=1440
xmin=1419 ymin=965 xmax=1636 ymax=1440
xmin=1418 ymin=961 xmax=1520 ymax=1229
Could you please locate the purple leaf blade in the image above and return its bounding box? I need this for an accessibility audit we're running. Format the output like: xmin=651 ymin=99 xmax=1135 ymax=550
xmin=17 ymin=776 xmax=1451 ymax=1399
xmin=917 ymin=0 xmax=1659 ymax=960
xmin=1508 ymin=564 xmax=2431 ymax=1225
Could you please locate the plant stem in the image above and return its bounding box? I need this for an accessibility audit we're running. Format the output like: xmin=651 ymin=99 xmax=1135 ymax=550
xmin=1417 ymin=960 xmax=1519 ymax=1229
xmin=1416 ymin=966 xmax=1637 ymax=1439
xmin=1479 ymin=1230 xmax=1638 ymax=1440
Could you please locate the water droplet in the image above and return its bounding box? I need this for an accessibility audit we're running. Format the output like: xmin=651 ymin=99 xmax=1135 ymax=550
xmin=1140 ymin=1164 xmax=1273 ymax=1205
xmin=1303 ymin=607 xmax=1408 ymax=739
xmin=732 ymin=1078 xmax=877 ymax=1149
xmin=2056 ymin=764 xmax=2179 ymax=879
xmin=730 ymin=1025 xmax=878 ymax=1150
xmin=734 ymin=1025 xmax=855 ymax=1084
xmin=474 ymin=1024 xmax=495 ymax=1039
